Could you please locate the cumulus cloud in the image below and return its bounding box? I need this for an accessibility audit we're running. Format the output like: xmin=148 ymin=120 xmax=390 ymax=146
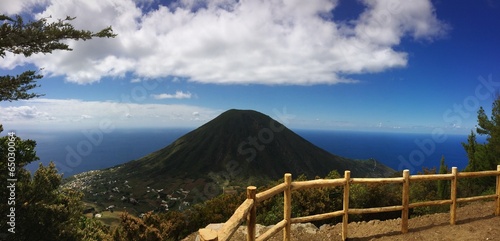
xmin=0 ymin=105 xmax=51 ymax=120
xmin=1 ymin=0 xmax=448 ymax=85
xmin=0 ymin=0 xmax=50 ymax=15
xmin=151 ymin=91 xmax=192 ymax=99
xmin=0 ymin=99 xmax=219 ymax=130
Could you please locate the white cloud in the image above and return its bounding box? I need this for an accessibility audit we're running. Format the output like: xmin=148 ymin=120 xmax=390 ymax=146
xmin=151 ymin=91 xmax=192 ymax=99
xmin=80 ymin=114 xmax=93 ymax=119
xmin=0 ymin=105 xmax=51 ymax=120
xmin=0 ymin=0 xmax=50 ymax=15
xmin=0 ymin=98 xmax=219 ymax=130
xmin=1 ymin=0 xmax=448 ymax=85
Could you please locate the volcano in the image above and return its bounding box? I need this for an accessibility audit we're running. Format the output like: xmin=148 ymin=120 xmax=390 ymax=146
xmin=112 ymin=109 xmax=394 ymax=185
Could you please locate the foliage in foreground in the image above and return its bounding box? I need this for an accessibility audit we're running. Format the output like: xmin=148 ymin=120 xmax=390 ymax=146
xmin=461 ymin=95 xmax=500 ymax=195
xmin=0 ymin=11 xmax=116 ymax=241
xmin=0 ymin=14 xmax=116 ymax=101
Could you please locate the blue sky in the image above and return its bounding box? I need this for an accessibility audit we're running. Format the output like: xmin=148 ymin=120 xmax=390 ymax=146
xmin=1 ymin=0 xmax=499 ymax=134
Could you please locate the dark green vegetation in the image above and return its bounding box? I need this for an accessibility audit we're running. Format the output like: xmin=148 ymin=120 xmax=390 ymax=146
xmin=461 ymin=95 xmax=500 ymax=195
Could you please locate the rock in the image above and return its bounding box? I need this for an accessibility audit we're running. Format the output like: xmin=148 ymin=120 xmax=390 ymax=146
xmin=205 ymin=223 xmax=224 ymax=231
xmin=238 ymin=224 xmax=266 ymax=236
xmin=291 ymin=223 xmax=318 ymax=234
xmin=395 ymin=218 xmax=401 ymax=225
xmin=319 ymin=224 xmax=330 ymax=231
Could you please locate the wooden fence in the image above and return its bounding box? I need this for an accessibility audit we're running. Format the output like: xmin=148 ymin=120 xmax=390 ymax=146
xmin=199 ymin=165 xmax=500 ymax=241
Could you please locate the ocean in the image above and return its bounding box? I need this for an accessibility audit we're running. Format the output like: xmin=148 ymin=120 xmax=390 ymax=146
xmin=19 ymin=128 xmax=480 ymax=177
xmin=295 ymin=130 xmax=477 ymax=174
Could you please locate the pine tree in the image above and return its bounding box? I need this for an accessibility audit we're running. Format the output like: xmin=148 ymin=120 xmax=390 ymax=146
xmin=462 ymin=95 xmax=500 ymax=195
xmin=0 ymin=13 xmax=116 ymax=240
xmin=437 ymin=156 xmax=448 ymax=199
xmin=463 ymin=96 xmax=500 ymax=171
xmin=16 ymin=163 xmax=84 ymax=241
xmin=462 ymin=131 xmax=477 ymax=172
xmin=476 ymin=100 xmax=500 ymax=169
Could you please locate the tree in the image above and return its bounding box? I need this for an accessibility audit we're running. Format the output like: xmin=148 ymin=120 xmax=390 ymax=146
xmin=462 ymin=95 xmax=500 ymax=195
xmin=0 ymin=131 xmax=39 ymax=207
xmin=0 ymin=14 xmax=116 ymax=101
xmin=462 ymin=131 xmax=490 ymax=172
xmin=0 ymin=133 xmax=87 ymax=240
xmin=462 ymin=131 xmax=478 ymax=172
xmin=0 ymin=13 xmax=116 ymax=240
xmin=475 ymin=98 xmax=500 ymax=169
xmin=113 ymin=212 xmax=162 ymax=241
xmin=77 ymin=216 xmax=113 ymax=241
xmin=437 ymin=156 xmax=448 ymax=199
xmin=14 ymin=163 xmax=85 ymax=241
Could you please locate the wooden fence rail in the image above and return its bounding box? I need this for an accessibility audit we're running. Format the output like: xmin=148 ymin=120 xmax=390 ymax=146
xmin=199 ymin=165 xmax=500 ymax=241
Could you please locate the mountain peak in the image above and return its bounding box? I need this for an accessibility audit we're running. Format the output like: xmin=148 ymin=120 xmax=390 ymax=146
xmin=115 ymin=109 xmax=393 ymax=186
xmin=203 ymin=109 xmax=275 ymax=127
xmin=195 ymin=109 xmax=281 ymax=138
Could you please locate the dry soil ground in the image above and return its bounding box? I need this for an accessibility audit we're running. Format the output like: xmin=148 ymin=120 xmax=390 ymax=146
xmin=184 ymin=201 xmax=500 ymax=241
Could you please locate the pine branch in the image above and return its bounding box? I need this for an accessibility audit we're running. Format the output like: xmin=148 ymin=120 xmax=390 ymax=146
xmin=0 ymin=70 xmax=44 ymax=101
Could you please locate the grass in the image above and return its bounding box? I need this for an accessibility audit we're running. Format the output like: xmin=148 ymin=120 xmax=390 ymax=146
xmin=84 ymin=210 xmax=126 ymax=228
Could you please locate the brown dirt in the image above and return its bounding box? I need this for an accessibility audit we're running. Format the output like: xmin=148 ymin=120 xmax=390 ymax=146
xmin=184 ymin=201 xmax=500 ymax=241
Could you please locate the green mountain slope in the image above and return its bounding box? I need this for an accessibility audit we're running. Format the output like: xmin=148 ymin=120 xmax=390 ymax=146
xmin=116 ymin=109 xmax=394 ymax=183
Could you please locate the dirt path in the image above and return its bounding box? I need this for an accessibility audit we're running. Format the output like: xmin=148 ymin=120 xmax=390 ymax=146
xmin=320 ymin=201 xmax=499 ymax=241
xmin=185 ymin=201 xmax=500 ymax=241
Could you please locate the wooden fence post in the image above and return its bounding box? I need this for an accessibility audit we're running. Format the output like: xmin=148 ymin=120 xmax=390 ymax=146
xmin=283 ymin=173 xmax=292 ymax=241
xmin=450 ymin=167 xmax=458 ymax=225
xmin=247 ymin=186 xmax=257 ymax=241
xmin=401 ymin=170 xmax=410 ymax=233
xmin=342 ymin=171 xmax=351 ymax=241
xmin=496 ymin=165 xmax=500 ymax=216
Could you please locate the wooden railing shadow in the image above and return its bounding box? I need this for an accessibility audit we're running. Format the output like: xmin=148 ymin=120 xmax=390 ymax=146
xmin=198 ymin=165 xmax=500 ymax=241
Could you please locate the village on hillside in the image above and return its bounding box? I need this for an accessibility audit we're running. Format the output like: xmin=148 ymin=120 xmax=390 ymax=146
xmin=63 ymin=168 xmax=243 ymax=219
